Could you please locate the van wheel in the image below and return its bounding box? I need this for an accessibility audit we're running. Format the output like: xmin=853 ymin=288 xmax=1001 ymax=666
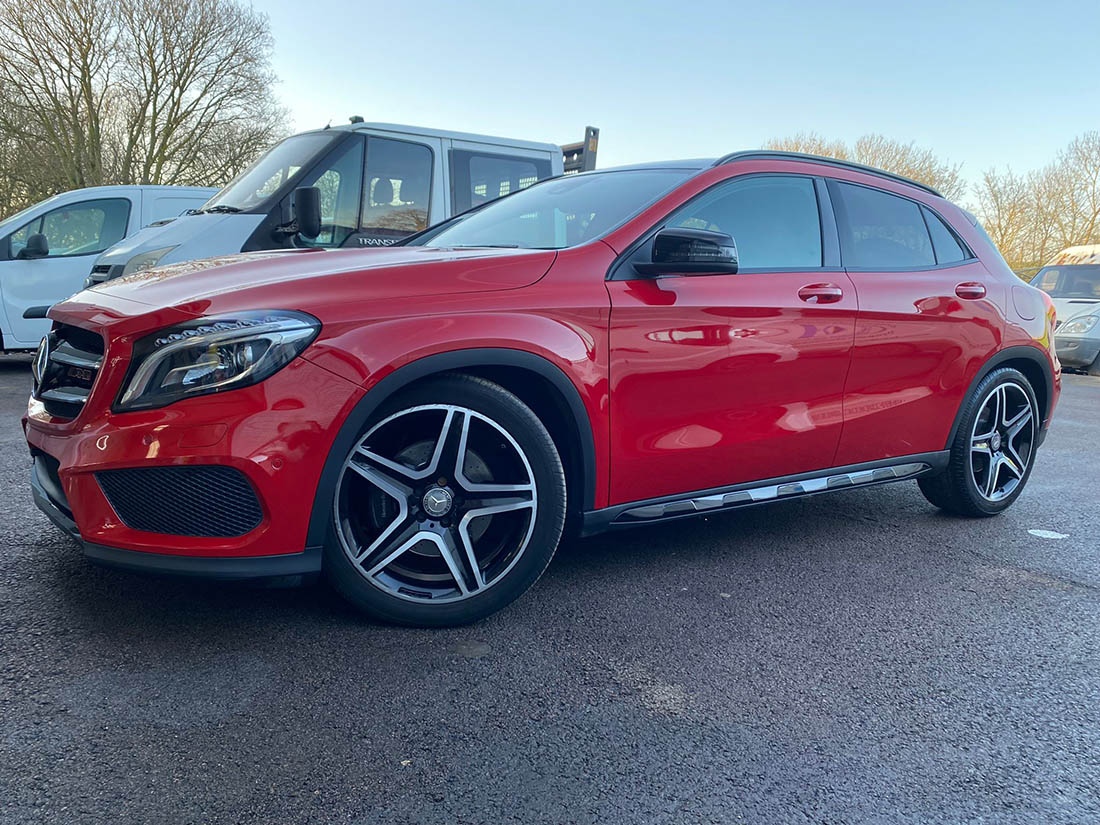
xmin=919 ymin=368 xmax=1040 ymax=517
xmin=324 ymin=374 xmax=566 ymax=626
xmin=1088 ymin=353 xmax=1100 ymax=377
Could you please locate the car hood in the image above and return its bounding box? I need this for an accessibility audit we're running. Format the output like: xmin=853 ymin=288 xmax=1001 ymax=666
xmin=1051 ymin=296 xmax=1100 ymax=325
xmin=74 ymin=246 xmax=557 ymax=318
xmin=94 ymin=212 xmax=266 ymax=266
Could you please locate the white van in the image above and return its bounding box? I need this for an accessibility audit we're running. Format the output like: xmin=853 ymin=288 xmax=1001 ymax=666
xmin=86 ymin=122 xmax=598 ymax=287
xmin=0 ymin=185 xmax=216 ymax=350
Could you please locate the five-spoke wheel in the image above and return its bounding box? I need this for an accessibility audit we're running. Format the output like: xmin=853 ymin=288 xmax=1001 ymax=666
xmin=324 ymin=376 xmax=566 ymax=626
xmin=919 ymin=367 xmax=1040 ymax=516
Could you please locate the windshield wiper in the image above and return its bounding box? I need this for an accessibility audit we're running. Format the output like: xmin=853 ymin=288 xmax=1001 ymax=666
xmin=202 ymin=205 xmax=242 ymax=214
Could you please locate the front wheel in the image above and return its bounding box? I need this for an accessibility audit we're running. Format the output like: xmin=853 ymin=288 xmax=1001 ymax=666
xmin=918 ymin=367 xmax=1040 ymax=517
xmin=324 ymin=374 xmax=566 ymax=626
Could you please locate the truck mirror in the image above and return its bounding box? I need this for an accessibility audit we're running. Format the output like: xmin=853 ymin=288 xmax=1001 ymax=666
xmin=17 ymin=233 xmax=49 ymax=260
xmin=293 ymin=187 xmax=321 ymax=240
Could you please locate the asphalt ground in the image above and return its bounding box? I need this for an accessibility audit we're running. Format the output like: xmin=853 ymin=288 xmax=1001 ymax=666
xmin=1 ymin=352 xmax=1098 ymax=824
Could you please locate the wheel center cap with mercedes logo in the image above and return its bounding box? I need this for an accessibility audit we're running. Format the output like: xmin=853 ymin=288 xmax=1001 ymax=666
xmin=991 ymin=432 xmax=1002 ymax=452
xmin=422 ymin=486 xmax=454 ymax=518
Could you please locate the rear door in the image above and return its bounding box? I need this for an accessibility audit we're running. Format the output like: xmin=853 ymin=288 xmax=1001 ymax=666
xmin=828 ymin=179 xmax=1005 ymax=465
xmin=606 ymin=173 xmax=857 ymax=505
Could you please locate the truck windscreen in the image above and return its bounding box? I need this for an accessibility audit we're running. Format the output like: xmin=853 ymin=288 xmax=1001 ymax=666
xmin=417 ymin=169 xmax=690 ymax=250
xmin=201 ymin=132 xmax=340 ymax=213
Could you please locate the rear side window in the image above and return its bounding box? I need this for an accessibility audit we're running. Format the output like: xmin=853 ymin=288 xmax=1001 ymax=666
xmin=451 ymin=150 xmax=551 ymax=214
xmin=922 ymin=206 xmax=968 ymax=264
xmin=665 ymin=175 xmax=822 ymax=270
xmin=833 ymin=182 xmax=934 ymax=269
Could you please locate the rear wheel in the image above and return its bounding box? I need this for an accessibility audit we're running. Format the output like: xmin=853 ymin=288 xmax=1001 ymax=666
xmin=919 ymin=367 xmax=1040 ymax=517
xmin=324 ymin=374 xmax=566 ymax=626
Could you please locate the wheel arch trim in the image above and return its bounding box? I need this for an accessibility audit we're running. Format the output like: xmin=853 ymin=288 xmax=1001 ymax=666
xmin=945 ymin=344 xmax=1055 ymax=449
xmin=305 ymin=347 xmax=598 ymax=549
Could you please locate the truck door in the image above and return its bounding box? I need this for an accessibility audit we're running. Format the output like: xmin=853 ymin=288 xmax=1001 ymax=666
xmin=342 ymin=134 xmax=441 ymax=248
xmin=0 ymin=196 xmax=134 ymax=347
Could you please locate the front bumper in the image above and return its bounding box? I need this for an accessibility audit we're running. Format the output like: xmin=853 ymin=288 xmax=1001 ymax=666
xmin=30 ymin=457 xmax=321 ymax=578
xmin=1054 ymin=334 xmax=1100 ymax=369
xmin=25 ymin=355 xmax=362 ymax=574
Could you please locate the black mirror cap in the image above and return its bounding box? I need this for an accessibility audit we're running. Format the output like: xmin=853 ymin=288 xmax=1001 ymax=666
xmin=634 ymin=227 xmax=738 ymax=277
xmin=17 ymin=233 xmax=49 ymax=260
xmin=293 ymin=186 xmax=322 ymax=240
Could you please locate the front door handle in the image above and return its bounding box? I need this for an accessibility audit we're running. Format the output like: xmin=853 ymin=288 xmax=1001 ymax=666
xmin=955 ymin=282 xmax=987 ymax=300
xmin=798 ymin=283 xmax=844 ymax=304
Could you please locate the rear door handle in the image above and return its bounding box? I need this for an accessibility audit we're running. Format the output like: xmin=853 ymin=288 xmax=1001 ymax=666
xmin=955 ymin=282 xmax=987 ymax=300
xmin=798 ymin=283 xmax=844 ymax=304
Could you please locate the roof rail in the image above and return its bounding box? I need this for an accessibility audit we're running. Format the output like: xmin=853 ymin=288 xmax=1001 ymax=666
xmin=712 ymin=150 xmax=942 ymax=197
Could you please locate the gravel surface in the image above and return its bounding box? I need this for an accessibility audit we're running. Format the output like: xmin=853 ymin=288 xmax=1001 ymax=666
xmin=1 ymin=353 xmax=1098 ymax=824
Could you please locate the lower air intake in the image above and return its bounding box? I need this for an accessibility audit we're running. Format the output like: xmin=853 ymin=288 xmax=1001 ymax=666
xmin=96 ymin=465 xmax=263 ymax=538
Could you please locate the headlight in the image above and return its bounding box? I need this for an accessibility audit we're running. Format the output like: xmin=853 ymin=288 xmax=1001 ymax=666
xmin=1059 ymin=315 xmax=1098 ymax=336
xmin=121 ymin=246 xmax=177 ymax=278
xmin=115 ymin=311 xmax=320 ymax=411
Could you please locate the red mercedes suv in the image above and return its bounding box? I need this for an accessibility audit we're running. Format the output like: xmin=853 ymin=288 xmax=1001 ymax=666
xmin=24 ymin=152 xmax=1060 ymax=626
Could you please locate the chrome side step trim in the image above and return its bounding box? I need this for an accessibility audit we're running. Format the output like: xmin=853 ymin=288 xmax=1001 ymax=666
xmin=616 ymin=461 xmax=931 ymax=523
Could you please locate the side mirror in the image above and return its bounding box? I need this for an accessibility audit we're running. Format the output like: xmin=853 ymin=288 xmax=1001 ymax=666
xmin=293 ymin=186 xmax=321 ymax=240
xmin=17 ymin=233 xmax=49 ymax=260
xmin=634 ymin=227 xmax=738 ymax=277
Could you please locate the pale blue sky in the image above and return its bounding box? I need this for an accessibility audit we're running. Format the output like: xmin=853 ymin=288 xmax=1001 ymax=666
xmin=262 ymin=0 xmax=1099 ymax=186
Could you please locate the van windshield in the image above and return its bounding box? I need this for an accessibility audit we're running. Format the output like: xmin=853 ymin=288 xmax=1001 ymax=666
xmin=202 ymin=132 xmax=340 ymax=212
xmin=414 ymin=169 xmax=691 ymax=250
xmin=1032 ymin=265 xmax=1100 ymax=299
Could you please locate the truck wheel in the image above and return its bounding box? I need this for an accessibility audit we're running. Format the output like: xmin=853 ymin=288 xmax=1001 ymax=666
xmin=324 ymin=374 xmax=566 ymax=626
xmin=1088 ymin=353 xmax=1100 ymax=377
xmin=918 ymin=367 xmax=1040 ymax=517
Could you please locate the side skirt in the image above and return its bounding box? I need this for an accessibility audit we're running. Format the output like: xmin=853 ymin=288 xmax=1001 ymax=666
xmin=580 ymin=452 xmax=949 ymax=536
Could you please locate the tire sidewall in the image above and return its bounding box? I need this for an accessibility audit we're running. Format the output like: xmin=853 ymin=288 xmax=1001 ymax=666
xmin=323 ymin=375 xmax=566 ymax=626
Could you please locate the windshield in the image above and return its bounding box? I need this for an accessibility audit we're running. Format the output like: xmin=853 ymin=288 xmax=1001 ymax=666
xmin=416 ymin=169 xmax=691 ymax=250
xmin=202 ymin=132 xmax=340 ymax=212
xmin=1031 ymin=265 xmax=1100 ymax=299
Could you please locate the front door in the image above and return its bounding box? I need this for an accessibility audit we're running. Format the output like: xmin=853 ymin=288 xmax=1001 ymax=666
xmin=1 ymin=197 xmax=132 ymax=346
xmin=607 ymin=174 xmax=857 ymax=505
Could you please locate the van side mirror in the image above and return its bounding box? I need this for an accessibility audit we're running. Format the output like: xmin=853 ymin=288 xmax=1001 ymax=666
xmin=633 ymin=227 xmax=738 ymax=277
xmin=17 ymin=233 xmax=49 ymax=260
xmin=293 ymin=186 xmax=321 ymax=240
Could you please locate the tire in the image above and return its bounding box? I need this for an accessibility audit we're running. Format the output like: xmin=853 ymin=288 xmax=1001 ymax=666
xmin=918 ymin=367 xmax=1040 ymax=517
xmin=324 ymin=374 xmax=566 ymax=626
xmin=1088 ymin=352 xmax=1100 ymax=377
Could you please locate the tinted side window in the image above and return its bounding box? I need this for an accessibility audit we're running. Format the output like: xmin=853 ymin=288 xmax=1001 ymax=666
xmin=834 ymin=182 xmax=934 ymax=269
xmin=922 ymin=206 xmax=967 ymax=264
xmin=451 ymin=151 xmax=551 ymax=214
xmin=9 ymin=198 xmax=130 ymax=258
xmin=666 ymin=175 xmax=822 ymax=269
xmin=361 ymin=138 xmax=434 ymax=243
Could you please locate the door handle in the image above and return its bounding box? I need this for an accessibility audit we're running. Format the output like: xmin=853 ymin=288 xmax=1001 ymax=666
xmin=798 ymin=283 xmax=844 ymax=304
xmin=955 ymin=282 xmax=987 ymax=300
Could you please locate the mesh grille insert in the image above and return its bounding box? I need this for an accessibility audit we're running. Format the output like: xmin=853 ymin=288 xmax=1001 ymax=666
xmin=96 ymin=465 xmax=263 ymax=538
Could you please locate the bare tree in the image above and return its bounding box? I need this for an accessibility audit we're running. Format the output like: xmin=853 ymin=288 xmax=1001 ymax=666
xmin=0 ymin=0 xmax=286 ymax=212
xmin=765 ymin=132 xmax=966 ymax=201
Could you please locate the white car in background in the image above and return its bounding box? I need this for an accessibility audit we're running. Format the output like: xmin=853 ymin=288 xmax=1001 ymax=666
xmin=0 ymin=185 xmax=216 ymax=350
xmin=1030 ymin=245 xmax=1100 ymax=375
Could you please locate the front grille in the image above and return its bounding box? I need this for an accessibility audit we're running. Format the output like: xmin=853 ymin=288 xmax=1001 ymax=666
xmin=96 ymin=465 xmax=263 ymax=537
xmin=32 ymin=323 xmax=105 ymax=419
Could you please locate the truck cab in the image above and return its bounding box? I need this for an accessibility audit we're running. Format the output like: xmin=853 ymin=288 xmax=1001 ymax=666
xmin=0 ymin=185 xmax=216 ymax=350
xmin=87 ymin=122 xmax=598 ymax=286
